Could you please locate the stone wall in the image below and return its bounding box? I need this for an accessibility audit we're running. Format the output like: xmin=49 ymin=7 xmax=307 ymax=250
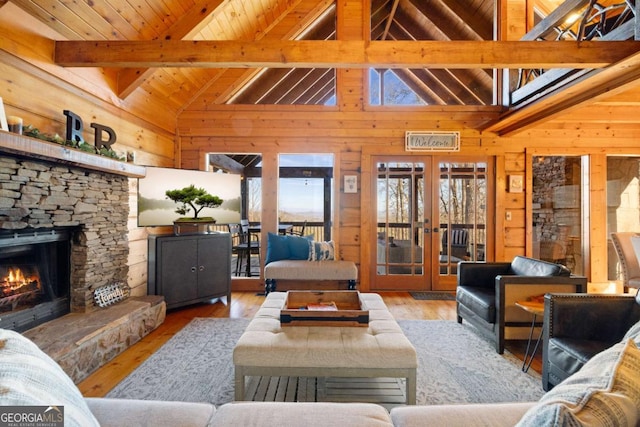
xmin=0 ymin=154 xmax=130 ymax=312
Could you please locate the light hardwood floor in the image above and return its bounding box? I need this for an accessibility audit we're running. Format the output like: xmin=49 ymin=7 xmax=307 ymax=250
xmin=77 ymin=292 xmax=540 ymax=397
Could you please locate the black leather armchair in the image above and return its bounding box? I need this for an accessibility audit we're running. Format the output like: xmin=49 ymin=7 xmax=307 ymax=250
xmin=542 ymin=291 xmax=640 ymax=390
xmin=456 ymin=255 xmax=587 ymax=354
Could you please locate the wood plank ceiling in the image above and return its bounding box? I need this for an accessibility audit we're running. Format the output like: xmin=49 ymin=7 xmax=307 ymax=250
xmin=8 ymin=0 xmax=639 ymax=125
xmin=7 ymin=0 xmax=497 ymax=109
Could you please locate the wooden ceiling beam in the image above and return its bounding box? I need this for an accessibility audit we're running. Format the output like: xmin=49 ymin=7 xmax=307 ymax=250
xmin=117 ymin=0 xmax=226 ymax=98
xmin=482 ymin=50 xmax=640 ymax=135
xmin=55 ymin=39 xmax=640 ymax=68
xmin=208 ymin=154 xmax=245 ymax=174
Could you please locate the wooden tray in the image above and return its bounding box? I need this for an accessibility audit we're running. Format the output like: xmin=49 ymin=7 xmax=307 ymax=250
xmin=280 ymin=291 xmax=369 ymax=327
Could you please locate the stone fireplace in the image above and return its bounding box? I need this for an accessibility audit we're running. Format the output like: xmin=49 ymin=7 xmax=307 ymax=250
xmin=0 ymin=154 xmax=130 ymax=316
xmin=0 ymin=140 xmax=165 ymax=382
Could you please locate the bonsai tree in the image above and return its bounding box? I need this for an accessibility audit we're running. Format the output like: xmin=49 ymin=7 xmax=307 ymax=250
xmin=165 ymin=185 xmax=223 ymax=221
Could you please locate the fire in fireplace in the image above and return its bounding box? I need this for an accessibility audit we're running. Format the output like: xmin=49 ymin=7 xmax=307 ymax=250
xmin=1 ymin=265 xmax=41 ymax=304
xmin=0 ymin=228 xmax=73 ymax=332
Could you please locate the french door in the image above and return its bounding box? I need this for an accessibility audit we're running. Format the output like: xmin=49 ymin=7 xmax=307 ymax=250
xmin=370 ymin=156 xmax=491 ymax=291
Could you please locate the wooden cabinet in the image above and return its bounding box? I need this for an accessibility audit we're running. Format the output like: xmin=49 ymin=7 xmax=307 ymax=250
xmin=148 ymin=233 xmax=231 ymax=309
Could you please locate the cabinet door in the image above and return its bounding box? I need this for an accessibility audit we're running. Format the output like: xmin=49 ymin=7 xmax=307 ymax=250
xmin=160 ymin=237 xmax=199 ymax=304
xmin=197 ymin=234 xmax=231 ymax=297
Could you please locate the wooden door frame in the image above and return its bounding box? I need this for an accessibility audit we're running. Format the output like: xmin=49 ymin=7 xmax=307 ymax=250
xmin=361 ymin=148 xmax=494 ymax=292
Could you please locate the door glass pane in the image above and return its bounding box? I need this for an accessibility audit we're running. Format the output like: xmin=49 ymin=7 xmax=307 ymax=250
xmin=607 ymin=157 xmax=640 ymax=285
xmin=439 ymin=162 xmax=487 ymax=275
xmin=532 ymin=156 xmax=583 ymax=275
xmin=376 ymin=162 xmax=424 ymax=276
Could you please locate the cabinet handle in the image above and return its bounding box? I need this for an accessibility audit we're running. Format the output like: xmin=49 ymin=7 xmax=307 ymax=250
xmin=191 ymin=266 xmax=196 ymax=273
xmin=199 ymin=266 xmax=205 ymax=271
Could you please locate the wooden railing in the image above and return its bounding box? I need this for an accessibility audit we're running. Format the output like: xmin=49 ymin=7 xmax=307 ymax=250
xmin=210 ymin=221 xmax=326 ymax=242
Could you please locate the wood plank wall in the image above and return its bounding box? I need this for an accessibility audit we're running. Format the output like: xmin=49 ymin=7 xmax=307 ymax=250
xmin=0 ymin=5 xmax=178 ymax=297
xmin=2 ymin=1 xmax=640 ymax=294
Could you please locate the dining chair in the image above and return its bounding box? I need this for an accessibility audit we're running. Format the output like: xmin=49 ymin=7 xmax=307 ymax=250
xmin=289 ymin=220 xmax=307 ymax=237
xmin=228 ymin=222 xmax=260 ymax=277
xmin=611 ymin=232 xmax=640 ymax=293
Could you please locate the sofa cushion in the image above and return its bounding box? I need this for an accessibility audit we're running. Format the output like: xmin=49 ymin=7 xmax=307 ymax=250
xmin=85 ymin=397 xmax=215 ymax=427
xmin=212 ymin=402 xmax=394 ymax=427
xmin=456 ymin=286 xmax=496 ymax=323
xmin=510 ymin=255 xmax=571 ymax=277
xmin=391 ymin=402 xmax=536 ymax=427
xmin=516 ymin=339 xmax=640 ymax=426
xmin=547 ymin=337 xmax=612 ymax=377
xmin=0 ymin=329 xmax=100 ymax=427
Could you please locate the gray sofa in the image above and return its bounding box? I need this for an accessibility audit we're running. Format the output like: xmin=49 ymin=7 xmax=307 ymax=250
xmin=2 ymin=315 xmax=639 ymax=427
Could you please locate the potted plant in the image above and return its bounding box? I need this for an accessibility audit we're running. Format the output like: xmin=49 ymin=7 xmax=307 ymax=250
xmin=165 ymin=185 xmax=223 ymax=224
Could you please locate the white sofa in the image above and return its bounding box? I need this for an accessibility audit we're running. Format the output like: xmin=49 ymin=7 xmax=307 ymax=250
xmin=2 ymin=318 xmax=639 ymax=427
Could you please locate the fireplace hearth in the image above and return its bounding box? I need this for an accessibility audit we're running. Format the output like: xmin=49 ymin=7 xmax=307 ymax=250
xmin=0 ymin=228 xmax=73 ymax=332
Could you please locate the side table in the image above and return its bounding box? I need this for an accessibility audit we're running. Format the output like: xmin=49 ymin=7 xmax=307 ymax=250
xmin=515 ymin=299 xmax=545 ymax=373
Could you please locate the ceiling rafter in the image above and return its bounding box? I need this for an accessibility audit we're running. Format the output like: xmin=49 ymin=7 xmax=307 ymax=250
xmin=383 ymin=15 xmax=493 ymax=105
xmin=434 ymin=0 xmax=493 ymax=41
xmin=117 ymin=0 xmax=226 ymax=98
xmin=380 ymin=0 xmax=401 ymax=40
xmin=187 ymin=0 xmax=336 ymax=107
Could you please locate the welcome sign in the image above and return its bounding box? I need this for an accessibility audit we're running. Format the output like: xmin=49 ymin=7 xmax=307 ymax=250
xmin=405 ymin=131 xmax=460 ymax=152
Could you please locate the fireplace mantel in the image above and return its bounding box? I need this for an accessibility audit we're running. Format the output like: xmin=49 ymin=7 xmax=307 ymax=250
xmin=0 ymin=130 xmax=145 ymax=178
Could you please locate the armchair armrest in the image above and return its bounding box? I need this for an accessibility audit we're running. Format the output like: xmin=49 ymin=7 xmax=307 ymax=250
xmin=492 ymin=275 xmax=587 ymax=354
xmin=544 ymin=293 xmax=640 ymax=342
xmin=457 ymin=262 xmax=511 ymax=288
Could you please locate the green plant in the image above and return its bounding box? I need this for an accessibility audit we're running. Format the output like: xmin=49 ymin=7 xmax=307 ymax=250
xmin=165 ymin=184 xmax=223 ymax=220
xmin=22 ymin=124 xmax=125 ymax=161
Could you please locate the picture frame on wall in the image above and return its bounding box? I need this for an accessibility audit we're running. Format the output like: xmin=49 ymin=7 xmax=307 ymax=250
xmin=509 ymin=174 xmax=524 ymax=193
xmin=344 ymin=175 xmax=357 ymax=193
xmin=0 ymin=97 xmax=8 ymax=131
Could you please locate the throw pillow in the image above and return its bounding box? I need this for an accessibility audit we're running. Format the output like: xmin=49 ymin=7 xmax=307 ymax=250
xmin=623 ymin=320 xmax=640 ymax=345
xmin=287 ymin=234 xmax=313 ymax=260
xmin=265 ymin=232 xmax=290 ymax=264
xmin=516 ymin=339 xmax=640 ymax=427
xmin=309 ymin=240 xmax=335 ymax=261
xmin=0 ymin=329 xmax=100 ymax=427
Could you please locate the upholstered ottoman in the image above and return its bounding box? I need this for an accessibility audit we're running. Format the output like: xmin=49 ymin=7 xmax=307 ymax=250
xmin=233 ymin=292 xmax=417 ymax=404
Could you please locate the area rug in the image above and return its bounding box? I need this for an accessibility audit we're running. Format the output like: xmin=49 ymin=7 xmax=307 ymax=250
xmin=107 ymin=318 xmax=544 ymax=406
xmin=410 ymin=292 xmax=456 ymax=301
